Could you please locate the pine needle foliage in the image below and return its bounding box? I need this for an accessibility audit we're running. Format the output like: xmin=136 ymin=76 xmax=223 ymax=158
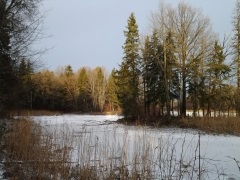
xmin=116 ymin=13 xmax=141 ymax=118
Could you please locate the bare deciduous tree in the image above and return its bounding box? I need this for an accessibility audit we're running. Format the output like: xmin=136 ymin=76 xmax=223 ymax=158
xmin=150 ymin=2 xmax=215 ymax=117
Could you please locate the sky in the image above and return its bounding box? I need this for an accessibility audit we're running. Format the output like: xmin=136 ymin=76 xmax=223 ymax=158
xmin=39 ymin=0 xmax=235 ymax=72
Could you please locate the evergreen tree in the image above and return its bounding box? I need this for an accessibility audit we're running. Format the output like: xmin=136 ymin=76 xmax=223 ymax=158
xmin=94 ymin=67 xmax=106 ymax=112
xmin=31 ymin=70 xmax=64 ymax=110
xmin=206 ymin=41 xmax=230 ymax=116
xmin=116 ymin=13 xmax=140 ymax=118
xmin=188 ymin=57 xmax=206 ymax=117
xmin=64 ymin=65 xmax=74 ymax=77
xmin=106 ymin=69 xmax=119 ymax=112
xmin=18 ymin=59 xmax=34 ymax=109
xmin=0 ymin=0 xmax=43 ymax=115
xmin=78 ymin=67 xmax=92 ymax=112
xmin=142 ymin=30 xmax=176 ymax=117
xmin=61 ymin=65 xmax=79 ymax=111
xmin=142 ymin=36 xmax=151 ymax=115
xmin=0 ymin=1 xmax=16 ymax=113
xmin=144 ymin=30 xmax=164 ymax=116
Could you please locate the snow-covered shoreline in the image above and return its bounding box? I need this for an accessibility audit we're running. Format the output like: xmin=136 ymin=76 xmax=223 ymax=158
xmin=32 ymin=114 xmax=240 ymax=179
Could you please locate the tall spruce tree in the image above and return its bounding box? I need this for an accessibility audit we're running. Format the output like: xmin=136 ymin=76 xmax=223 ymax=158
xmin=144 ymin=30 xmax=164 ymax=116
xmin=78 ymin=67 xmax=92 ymax=112
xmin=106 ymin=69 xmax=119 ymax=112
xmin=116 ymin=13 xmax=140 ymax=118
xmin=0 ymin=1 xmax=16 ymax=113
xmin=142 ymin=36 xmax=152 ymax=116
xmin=206 ymin=41 xmax=230 ymax=116
xmin=95 ymin=67 xmax=106 ymax=112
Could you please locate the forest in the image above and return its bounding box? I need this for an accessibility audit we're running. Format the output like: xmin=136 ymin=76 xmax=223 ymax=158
xmin=1 ymin=1 xmax=240 ymax=120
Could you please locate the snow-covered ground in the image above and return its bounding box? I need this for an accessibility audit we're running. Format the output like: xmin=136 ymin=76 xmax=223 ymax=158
xmin=0 ymin=153 xmax=5 ymax=179
xmin=33 ymin=115 xmax=240 ymax=179
xmin=0 ymin=166 xmax=4 ymax=179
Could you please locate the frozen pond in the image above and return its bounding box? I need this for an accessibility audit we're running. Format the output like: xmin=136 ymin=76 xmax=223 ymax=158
xmin=33 ymin=115 xmax=240 ymax=180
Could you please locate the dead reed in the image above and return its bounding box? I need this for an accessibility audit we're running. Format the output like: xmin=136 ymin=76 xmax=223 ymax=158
xmin=2 ymin=118 xmax=73 ymax=179
xmin=9 ymin=109 xmax=62 ymax=117
xmin=178 ymin=117 xmax=240 ymax=135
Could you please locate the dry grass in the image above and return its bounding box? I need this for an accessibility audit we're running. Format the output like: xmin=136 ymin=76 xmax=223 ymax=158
xmin=178 ymin=117 xmax=240 ymax=135
xmin=2 ymin=118 xmax=72 ymax=179
xmin=9 ymin=109 xmax=62 ymax=117
xmin=119 ymin=115 xmax=240 ymax=136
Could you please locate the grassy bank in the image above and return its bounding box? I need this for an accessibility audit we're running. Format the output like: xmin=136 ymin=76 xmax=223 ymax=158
xmin=117 ymin=116 xmax=240 ymax=136
xmin=9 ymin=109 xmax=63 ymax=116
xmin=8 ymin=109 xmax=121 ymax=117
xmin=177 ymin=117 xmax=240 ymax=136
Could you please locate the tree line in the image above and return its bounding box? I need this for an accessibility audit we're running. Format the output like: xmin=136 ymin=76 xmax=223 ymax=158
xmin=3 ymin=63 xmax=119 ymax=113
xmin=1 ymin=1 xmax=240 ymax=119
xmin=116 ymin=1 xmax=240 ymax=119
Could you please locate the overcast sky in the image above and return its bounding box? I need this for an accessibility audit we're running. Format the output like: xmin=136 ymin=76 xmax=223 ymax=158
xmin=40 ymin=0 xmax=235 ymax=72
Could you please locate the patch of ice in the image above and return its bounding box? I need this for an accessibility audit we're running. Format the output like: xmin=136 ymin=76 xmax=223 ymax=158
xmin=32 ymin=114 xmax=122 ymax=126
xmin=32 ymin=115 xmax=240 ymax=179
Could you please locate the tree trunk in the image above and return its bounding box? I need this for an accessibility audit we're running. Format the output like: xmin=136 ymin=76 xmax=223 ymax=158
xmin=181 ymin=71 xmax=187 ymax=117
xmin=164 ymin=42 xmax=171 ymax=119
